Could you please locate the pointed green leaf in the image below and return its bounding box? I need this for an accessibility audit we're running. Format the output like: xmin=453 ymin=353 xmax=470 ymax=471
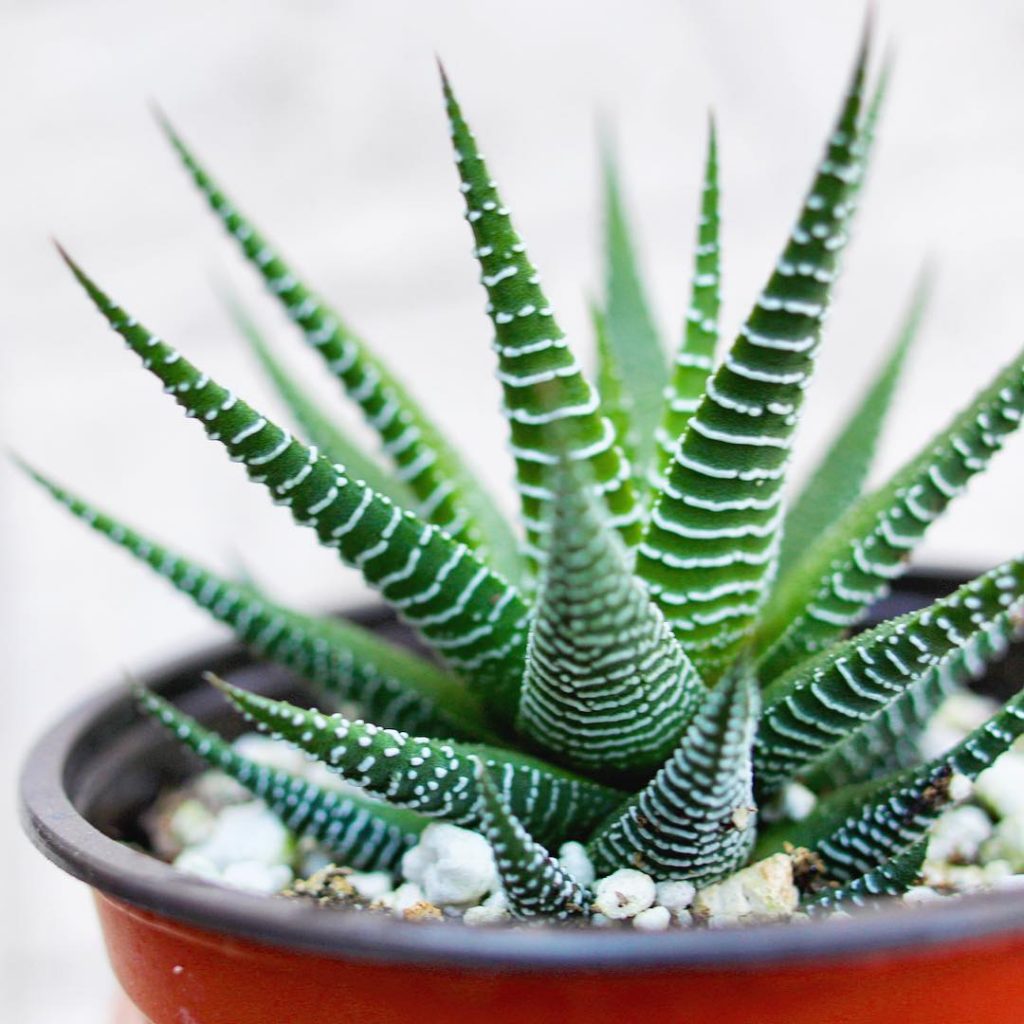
xmin=213 ymin=678 xmax=628 ymax=848
xmin=158 ymin=115 xmax=522 ymax=581
xmin=759 ymin=345 xmax=1024 ymax=680
xmin=601 ymin=142 xmax=666 ymax=466
xmin=801 ymin=612 xmax=1017 ymax=792
xmin=140 ymin=690 xmax=426 ymax=870
xmin=586 ymin=668 xmax=760 ymax=883
xmin=60 ymin=252 xmax=531 ymax=722
xmin=225 ymin=294 xmax=413 ymax=507
xmin=518 ymin=459 xmax=706 ymax=779
xmin=637 ymin=37 xmax=872 ymax=677
xmin=440 ymin=70 xmax=642 ymax=565
xmin=803 ymin=837 xmax=927 ymax=914
xmin=755 ymin=558 xmax=1024 ymax=797
xmin=472 ymin=756 xmax=591 ymax=919
xmin=652 ymin=116 xmax=721 ymax=485
xmin=21 ymin=460 xmax=498 ymax=740
xmin=776 ymin=273 xmax=927 ymax=582
xmin=763 ymin=687 xmax=1024 ymax=882
xmin=592 ymin=302 xmax=639 ymax=473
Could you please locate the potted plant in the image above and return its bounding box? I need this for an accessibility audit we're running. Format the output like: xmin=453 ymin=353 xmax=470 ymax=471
xmin=18 ymin=24 xmax=1024 ymax=1024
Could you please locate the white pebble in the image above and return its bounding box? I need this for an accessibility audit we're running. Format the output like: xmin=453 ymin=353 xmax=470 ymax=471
xmin=463 ymin=903 xmax=510 ymax=926
xmin=780 ymin=782 xmax=817 ymax=822
xmin=983 ymin=816 xmax=1024 ymax=871
xmin=558 ymin=841 xmax=595 ymax=886
xmin=168 ymin=799 xmax=216 ymax=848
xmin=233 ymin=733 xmax=307 ymax=775
xmin=655 ymin=880 xmax=695 ymax=915
xmin=221 ymin=860 xmax=293 ymax=895
xmin=173 ymin=849 xmax=220 ymax=881
xmin=592 ymin=869 xmax=656 ymax=919
xmin=189 ymin=801 xmax=293 ymax=869
xmin=390 ymin=882 xmax=427 ymax=917
xmin=976 ymin=753 xmax=1024 ymax=819
xmin=348 ymin=871 xmax=395 ymax=901
xmin=928 ymin=805 xmax=993 ymax=863
xmin=632 ymin=905 xmax=671 ymax=931
xmin=903 ymin=885 xmax=944 ymax=904
xmin=401 ymin=823 xmax=497 ymax=907
xmin=693 ymin=854 xmax=798 ymax=925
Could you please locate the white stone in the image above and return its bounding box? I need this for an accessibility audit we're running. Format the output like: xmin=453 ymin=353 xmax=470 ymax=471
xmin=693 ymin=854 xmax=798 ymax=924
xmin=348 ymin=871 xmax=395 ymax=901
xmin=168 ymin=798 xmax=216 ymax=847
xmin=233 ymin=733 xmax=307 ymax=775
xmin=632 ymin=905 xmax=671 ymax=931
xmin=173 ymin=849 xmax=221 ymax=881
xmin=983 ymin=815 xmax=1024 ymax=871
xmin=190 ymin=801 xmax=293 ymax=869
xmin=221 ymin=860 xmax=293 ymax=894
xmin=389 ymin=881 xmax=427 ymax=917
xmin=903 ymin=885 xmax=944 ymax=904
xmin=463 ymin=903 xmax=510 ymax=926
xmin=483 ymin=890 xmax=508 ymax=911
xmin=192 ymin=770 xmax=249 ymax=808
xmin=557 ymin=841 xmax=595 ymax=886
xmin=928 ymin=805 xmax=993 ymax=863
xmin=780 ymin=783 xmax=817 ymax=822
xmin=976 ymin=753 xmax=1024 ymax=819
xmin=592 ymin=869 xmax=656 ymax=920
xmin=934 ymin=691 xmax=999 ymax=733
xmin=655 ymin=879 xmax=696 ymax=914
xmin=400 ymin=823 xmax=497 ymax=907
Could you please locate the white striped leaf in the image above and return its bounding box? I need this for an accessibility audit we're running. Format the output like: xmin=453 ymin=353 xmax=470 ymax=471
xmin=472 ymin=757 xmax=592 ymax=920
xmin=652 ymin=116 xmax=721 ymax=488
xmin=213 ymin=677 xmax=628 ymax=848
xmin=159 ymin=115 xmax=522 ymax=582
xmin=441 ymin=69 xmax=642 ymax=566
xmin=586 ymin=668 xmax=759 ymax=883
xmin=637 ymin=36 xmax=872 ymax=677
xmin=517 ymin=459 xmax=706 ymax=779
xmin=61 ymin=252 xmax=531 ymax=722
xmin=760 ymin=345 xmax=1024 ymax=680
xmin=755 ymin=558 xmax=1024 ymax=797
xmin=140 ymin=690 xmax=426 ymax=871
xmin=22 ymin=461 xmax=496 ymax=740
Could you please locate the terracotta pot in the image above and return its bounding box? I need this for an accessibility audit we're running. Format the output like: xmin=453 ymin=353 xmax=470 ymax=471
xmin=20 ymin=576 xmax=1024 ymax=1024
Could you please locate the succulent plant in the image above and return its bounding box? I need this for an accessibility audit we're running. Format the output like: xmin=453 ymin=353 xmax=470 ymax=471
xmin=24 ymin=27 xmax=1024 ymax=922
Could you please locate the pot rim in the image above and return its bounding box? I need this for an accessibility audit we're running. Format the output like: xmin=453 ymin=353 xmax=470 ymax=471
xmin=20 ymin=582 xmax=1024 ymax=973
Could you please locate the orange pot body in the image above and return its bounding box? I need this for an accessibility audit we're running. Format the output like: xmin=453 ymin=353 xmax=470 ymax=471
xmin=96 ymin=892 xmax=1024 ymax=1024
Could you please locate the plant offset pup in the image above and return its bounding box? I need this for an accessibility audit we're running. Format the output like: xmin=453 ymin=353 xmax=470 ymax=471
xmin=27 ymin=29 xmax=1024 ymax=923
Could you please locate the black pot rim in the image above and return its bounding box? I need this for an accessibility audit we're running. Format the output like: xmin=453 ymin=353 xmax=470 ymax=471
xmin=20 ymin=580 xmax=1024 ymax=973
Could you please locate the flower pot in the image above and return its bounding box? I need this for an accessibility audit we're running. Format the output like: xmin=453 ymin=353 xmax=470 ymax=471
xmin=20 ymin=574 xmax=1024 ymax=1024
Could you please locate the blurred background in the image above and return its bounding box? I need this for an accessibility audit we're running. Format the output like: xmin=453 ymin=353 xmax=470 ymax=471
xmin=4 ymin=0 xmax=1024 ymax=1018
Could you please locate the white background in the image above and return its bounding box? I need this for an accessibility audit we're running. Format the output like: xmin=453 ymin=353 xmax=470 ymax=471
xmin=4 ymin=1 xmax=1024 ymax=1019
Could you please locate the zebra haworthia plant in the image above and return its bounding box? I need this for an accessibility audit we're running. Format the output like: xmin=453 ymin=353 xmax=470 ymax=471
xmin=25 ymin=28 xmax=1024 ymax=923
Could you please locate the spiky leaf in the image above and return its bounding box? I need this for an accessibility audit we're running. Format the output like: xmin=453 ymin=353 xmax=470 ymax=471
xmin=586 ymin=668 xmax=759 ymax=883
xmin=472 ymin=757 xmax=591 ymax=920
xmin=776 ymin=273 xmax=927 ymax=582
xmin=637 ymin=38 xmax=870 ymax=675
xmin=225 ymin=294 xmax=413 ymax=506
xmin=760 ymin=345 xmax=1024 ymax=679
xmin=803 ymin=837 xmax=928 ymax=914
xmin=61 ymin=252 xmax=531 ymax=721
xmin=21 ymin=461 xmax=496 ymax=739
xmin=763 ymin=689 xmax=1024 ymax=882
xmin=601 ymin=143 xmax=666 ymax=465
xmin=652 ymin=116 xmax=721 ymax=484
xmin=213 ymin=677 xmax=628 ymax=847
xmin=159 ymin=115 xmax=521 ymax=580
xmin=441 ymin=69 xmax=641 ymax=564
xmin=517 ymin=460 xmax=706 ymax=778
xmin=755 ymin=557 xmax=1024 ymax=796
xmin=140 ymin=690 xmax=425 ymax=870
